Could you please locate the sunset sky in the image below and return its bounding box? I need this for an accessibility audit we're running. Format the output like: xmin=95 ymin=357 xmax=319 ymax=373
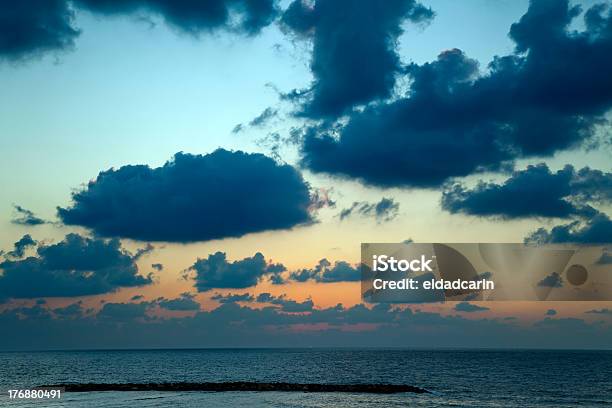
xmin=0 ymin=0 xmax=611 ymax=350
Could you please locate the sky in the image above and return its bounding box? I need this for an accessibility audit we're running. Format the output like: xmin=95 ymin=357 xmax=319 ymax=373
xmin=0 ymin=0 xmax=611 ymax=350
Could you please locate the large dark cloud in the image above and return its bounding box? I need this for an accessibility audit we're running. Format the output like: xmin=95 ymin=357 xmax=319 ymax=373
xmin=525 ymin=211 xmax=612 ymax=244
xmin=281 ymin=0 xmax=434 ymax=118
xmin=0 ymin=0 xmax=80 ymax=61
xmin=0 ymin=0 xmax=276 ymax=61
xmin=58 ymin=149 xmax=314 ymax=242
xmin=299 ymin=0 xmax=612 ymax=187
xmin=0 ymin=233 xmax=152 ymax=299
xmin=190 ymin=252 xmax=285 ymax=292
xmin=72 ymin=0 xmax=278 ymax=35
xmin=442 ymin=164 xmax=611 ymax=219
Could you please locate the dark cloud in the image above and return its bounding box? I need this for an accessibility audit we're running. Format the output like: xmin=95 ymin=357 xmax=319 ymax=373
xmin=73 ymin=0 xmax=279 ymax=36
xmin=58 ymin=149 xmax=314 ymax=242
xmin=53 ymin=301 xmax=84 ymax=319
xmin=190 ymin=252 xmax=286 ymax=291
xmin=281 ymin=0 xmax=434 ymax=118
xmin=151 ymin=263 xmax=164 ymax=271
xmin=97 ymin=301 xmax=150 ymax=320
xmin=231 ymin=123 xmax=244 ymax=134
xmin=255 ymin=292 xmax=313 ymax=312
xmin=6 ymin=234 xmax=37 ymax=259
xmin=254 ymin=292 xmax=274 ymax=302
xmin=339 ymin=197 xmax=399 ymax=222
xmin=537 ymin=272 xmax=563 ymax=288
xmin=442 ymin=164 xmax=610 ymax=219
xmin=1 ymin=0 xmax=278 ymax=62
xmin=211 ymin=292 xmax=254 ymax=303
xmin=453 ymin=302 xmax=490 ymax=313
xmin=249 ymin=107 xmax=278 ymax=127
xmin=289 ymin=258 xmax=360 ymax=283
xmin=596 ymin=249 xmax=612 ymax=265
xmin=268 ymin=273 xmax=285 ymax=285
xmin=0 ymin=0 xmax=80 ymax=61
xmin=5 ymin=300 xmax=611 ymax=350
xmin=156 ymin=293 xmax=200 ymax=311
xmin=299 ymin=1 xmax=612 ymax=187
xmin=585 ymin=308 xmax=612 ymax=315
xmin=546 ymin=309 xmax=557 ymax=316
xmin=11 ymin=205 xmax=47 ymax=226
xmin=526 ymin=211 xmax=612 ymax=244
xmin=133 ymin=243 xmax=155 ymax=259
xmin=233 ymin=107 xmax=279 ymax=135
xmin=308 ymin=188 xmax=336 ymax=212
xmin=7 ymin=305 xmax=51 ymax=320
xmin=0 ymin=233 xmax=152 ymax=299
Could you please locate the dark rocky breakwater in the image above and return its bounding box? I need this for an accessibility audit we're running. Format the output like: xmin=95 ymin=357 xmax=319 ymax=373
xmin=40 ymin=382 xmax=429 ymax=394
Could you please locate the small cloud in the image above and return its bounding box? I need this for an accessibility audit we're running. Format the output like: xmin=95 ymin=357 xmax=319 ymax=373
xmin=289 ymin=259 xmax=360 ymax=283
xmin=211 ymin=293 xmax=254 ymax=304
xmin=454 ymin=302 xmax=490 ymax=313
xmin=134 ymin=243 xmax=155 ymax=259
xmin=7 ymin=234 xmax=36 ymax=258
xmin=11 ymin=205 xmax=47 ymax=226
xmin=255 ymin=292 xmax=314 ymax=312
xmin=537 ymin=272 xmax=563 ymax=288
xmin=190 ymin=252 xmax=286 ymax=292
xmin=309 ymin=188 xmax=336 ymax=211
xmin=157 ymin=293 xmax=200 ymax=311
xmin=595 ymin=249 xmax=612 ymax=265
xmin=585 ymin=308 xmax=612 ymax=315
xmin=249 ymin=107 xmax=278 ymax=127
xmin=339 ymin=197 xmax=399 ymax=223
xmin=546 ymin=309 xmax=557 ymax=316
xmin=232 ymin=123 xmax=244 ymax=134
xmin=97 ymin=302 xmax=150 ymax=321
xmin=53 ymin=301 xmax=84 ymax=319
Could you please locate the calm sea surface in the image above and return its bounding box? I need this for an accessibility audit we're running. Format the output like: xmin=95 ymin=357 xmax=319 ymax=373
xmin=0 ymin=349 xmax=610 ymax=407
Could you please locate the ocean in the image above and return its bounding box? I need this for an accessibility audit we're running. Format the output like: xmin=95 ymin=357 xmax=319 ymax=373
xmin=0 ymin=349 xmax=610 ymax=407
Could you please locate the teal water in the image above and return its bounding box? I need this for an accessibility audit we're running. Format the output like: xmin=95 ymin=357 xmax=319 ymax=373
xmin=0 ymin=349 xmax=610 ymax=407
